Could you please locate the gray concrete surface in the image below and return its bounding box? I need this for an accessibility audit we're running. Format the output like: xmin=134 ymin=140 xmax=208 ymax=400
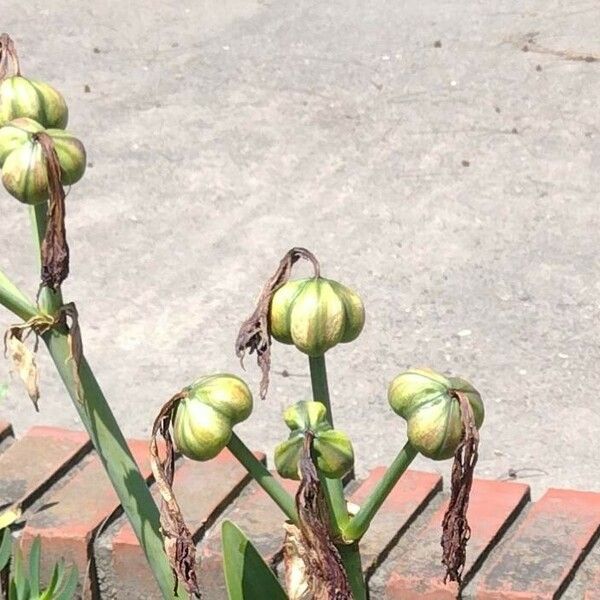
xmin=1 ymin=1 xmax=599 ymax=499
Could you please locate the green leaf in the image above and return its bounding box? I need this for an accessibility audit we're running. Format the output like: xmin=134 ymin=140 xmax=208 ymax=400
xmin=0 ymin=529 xmax=12 ymax=572
xmin=55 ymin=564 xmax=78 ymax=600
xmin=27 ymin=537 xmax=41 ymax=597
xmin=39 ymin=561 xmax=62 ymax=600
xmin=221 ymin=520 xmax=288 ymax=600
xmin=10 ymin=544 xmax=29 ymax=600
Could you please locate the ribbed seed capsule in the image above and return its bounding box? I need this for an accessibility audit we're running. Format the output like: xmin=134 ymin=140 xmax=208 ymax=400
xmin=0 ymin=76 xmax=68 ymax=129
xmin=274 ymin=401 xmax=354 ymax=480
xmin=0 ymin=117 xmax=86 ymax=204
xmin=173 ymin=374 xmax=253 ymax=461
xmin=388 ymin=368 xmax=484 ymax=460
xmin=269 ymin=277 xmax=365 ymax=356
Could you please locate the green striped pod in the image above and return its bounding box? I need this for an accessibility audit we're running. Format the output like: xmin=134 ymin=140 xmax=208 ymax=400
xmin=274 ymin=400 xmax=354 ymax=480
xmin=269 ymin=277 xmax=365 ymax=356
xmin=0 ymin=117 xmax=86 ymax=205
xmin=388 ymin=368 xmax=484 ymax=460
xmin=0 ymin=76 xmax=68 ymax=129
xmin=173 ymin=374 xmax=253 ymax=461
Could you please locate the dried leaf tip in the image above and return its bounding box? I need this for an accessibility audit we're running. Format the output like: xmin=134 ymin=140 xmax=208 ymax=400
xmin=150 ymin=391 xmax=202 ymax=598
xmin=441 ymin=390 xmax=479 ymax=587
xmin=235 ymin=247 xmax=320 ymax=399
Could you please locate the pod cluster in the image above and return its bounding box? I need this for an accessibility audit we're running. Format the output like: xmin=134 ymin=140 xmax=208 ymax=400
xmin=173 ymin=374 xmax=253 ymax=461
xmin=274 ymin=400 xmax=354 ymax=480
xmin=0 ymin=75 xmax=86 ymax=204
xmin=269 ymin=276 xmax=365 ymax=356
xmin=388 ymin=368 xmax=484 ymax=460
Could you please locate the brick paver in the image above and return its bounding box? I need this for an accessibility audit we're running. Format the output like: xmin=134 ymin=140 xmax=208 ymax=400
xmin=476 ymin=488 xmax=600 ymax=599
xmin=385 ymin=478 xmax=530 ymax=599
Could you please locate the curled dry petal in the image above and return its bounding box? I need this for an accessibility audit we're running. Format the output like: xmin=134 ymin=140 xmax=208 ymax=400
xmin=4 ymin=327 xmax=40 ymax=410
xmin=36 ymin=132 xmax=69 ymax=290
xmin=441 ymin=390 xmax=479 ymax=586
xmin=3 ymin=313 xmax=55 ymax=410
xmin=235 ymin=247 xmax=320 ymax=399
xmin=150 ymin=392 xmax=202 ymax=598
xmin=284 ymin=432 xmax=352 ymax=600
xmin=0 ymin=33 xmax=20 ymax=80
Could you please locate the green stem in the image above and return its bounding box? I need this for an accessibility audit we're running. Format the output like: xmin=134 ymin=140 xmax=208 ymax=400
xmin=343 ymin=441 xmax=418 ymax=541
xmin=338 ymin=543 xmax=367 ymax=600
xmin=227 ymin=432 xmax=298 ymax=523
xmin=43 ymin=331 xmax=182 ymax=598
xmin=0 ymin=271 xmax=37 ymax=321
xmin=308 ymin=355 xmax=333 ymax=425
xmin=308 ymin=355 xmax=366 ymax=595
xmin=308 ymin=354 xmax=348 ymax=532
xmin=25 ymin=203 xmax=182 ymax=599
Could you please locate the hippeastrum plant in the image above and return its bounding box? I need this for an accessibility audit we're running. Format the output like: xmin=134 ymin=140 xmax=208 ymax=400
xmin=0 ymin=34 xmax=184 ymax=599
xmin=0 ymin=33 xmax=487 ymax=600
xmin=151 ymin=247 xmax=485 ymax=599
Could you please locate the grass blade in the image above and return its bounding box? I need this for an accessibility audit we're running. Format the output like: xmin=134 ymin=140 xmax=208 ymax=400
xmin=55 ymin=564 xmax=78 ymax=600
xmin=28 ymin=537 xmax=41 ymax=597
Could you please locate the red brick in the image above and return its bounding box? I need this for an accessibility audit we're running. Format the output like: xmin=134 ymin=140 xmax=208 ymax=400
xmin=385 ymin=478 xmax=530 ymax=599
xmin=0 ymin=420 xmax=13 ymax=445
xmin=476 ymin=488 xmax=600 ymax=599
xmin=198 ymin=472 xmax=298 ymax=599
xmin=350 ymin=468 xmax=442 ymax=575
xmin=21 ymin=438 xmax=154 ymax=597
xmin=585 ymin=567 xmax=600 ymax=600
xmin=109 ymin=448 xmax=262 ymax=599
xmin=0 ymin=426 xmax=90 ymax=508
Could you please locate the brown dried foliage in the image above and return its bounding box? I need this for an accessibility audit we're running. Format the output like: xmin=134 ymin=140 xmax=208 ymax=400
xmin=236 ymin=247 xmax=320 ymax=399
xmin=36 ymin=133 xmax=70 ymax=291
xmin=150 ymin=392 xmax=201 ymax=598
xmin=441 ymin=390 xmax=479 ymax=587
xmin=3 ymin=304 xmax=84 ymax=409
xmin=284 ymin=432 xmax=352 ymax=600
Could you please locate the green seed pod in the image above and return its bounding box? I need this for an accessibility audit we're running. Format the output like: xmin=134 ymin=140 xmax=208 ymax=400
xmin=0 ymin=117 xmax=43 ymax=165
xmin=388 ymin=368 xmax=484 ymax=460
xmin=0 ymin=118 xmax=86 ymax=204
xmin=173 ymin=374 xmax=253 ymax=461
xmin=0 ymin=76 xmax=68 ymax=129
xmin=274 ymin=401 xmax=354 ymax=480
xmin=269 ymin=277 xmax=365 ymax=356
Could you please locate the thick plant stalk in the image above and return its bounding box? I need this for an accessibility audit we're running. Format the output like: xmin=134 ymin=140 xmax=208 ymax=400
xmin=308 ymin=355 xmax=349 ymax=532
xmin=343 ymin=441 xmax=418 ymax=541
xmin=24 ymin=204 xmax=183 ymax=600
xmin=308 ymin=354 xmax=366 ymax=599
xmin=227 ymin=432 xmax=298 ymax=523
xmin=338 ymin=544 xmax=366 ymax=600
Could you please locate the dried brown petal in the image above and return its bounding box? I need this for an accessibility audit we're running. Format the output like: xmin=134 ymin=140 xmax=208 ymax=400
xmin=287 ymin=432 xmax=352 ymax=600
xmin=150 ymin=392 xmax=202 ymax=598
xmin=4 ymin=327 xmax=39 ymax=410
xmin=441 ymin=390 xmax=479 ymax=586
xmin=283 ymin=523 xmax=311 ymax=600
xmin=3 ymin=313 xmax=55 ymax=410
xmin=35 ymin=132 xmax=70 ymax=291
xmin=235 ymin=248 xmax=320 ymax=399
xmin=0 ymin=33 xmax=20 ymax=80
